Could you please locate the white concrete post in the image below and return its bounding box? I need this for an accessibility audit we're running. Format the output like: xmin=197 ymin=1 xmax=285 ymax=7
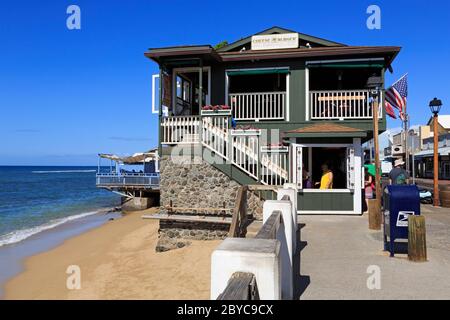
xmin=210 ymin=238 xmax=281 ymax=300
xmin=277 ymin=185 xmax=298 ymax=252
xmin=263 ymin=200 xmax=293 ymax=300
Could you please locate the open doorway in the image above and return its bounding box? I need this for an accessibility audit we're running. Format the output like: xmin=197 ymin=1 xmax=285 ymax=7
xmin=172 ymin=67 xmax=210 ymax=116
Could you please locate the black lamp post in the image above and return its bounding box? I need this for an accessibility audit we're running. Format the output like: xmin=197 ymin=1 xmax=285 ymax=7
xmin=429 ymin=97 xmax=443 ymax=206
xmin=367 ymin=75 xmax=383 ymax=228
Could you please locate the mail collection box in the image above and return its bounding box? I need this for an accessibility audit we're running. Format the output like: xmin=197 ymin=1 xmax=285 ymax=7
xmin=383 ymin=185 xmax=421 ymax=257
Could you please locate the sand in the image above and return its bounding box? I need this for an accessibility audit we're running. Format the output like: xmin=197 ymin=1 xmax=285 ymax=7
xmin=4 ymin=208 xmax=220 ymax=300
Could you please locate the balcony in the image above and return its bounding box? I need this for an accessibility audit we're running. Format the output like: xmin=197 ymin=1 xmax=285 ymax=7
xmin=309 ymin=90 xmax=382 ymax=120
xmin=96 ymin=173 xmax=160 ymax=188
xmin=229 ymin=91 xmax=286 ymax=121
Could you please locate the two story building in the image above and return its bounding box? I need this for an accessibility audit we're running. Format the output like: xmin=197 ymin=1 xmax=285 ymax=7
xmin=146 ymin=26 xmax=401 ymax=218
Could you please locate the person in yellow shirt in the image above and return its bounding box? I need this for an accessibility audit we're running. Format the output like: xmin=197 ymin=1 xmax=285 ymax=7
xmin=315 ymin=163 xmax=333 ymax=189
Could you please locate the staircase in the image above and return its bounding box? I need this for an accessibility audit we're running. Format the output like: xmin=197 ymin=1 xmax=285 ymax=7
xmin=200 ymin=114 xmax=289 ymax=186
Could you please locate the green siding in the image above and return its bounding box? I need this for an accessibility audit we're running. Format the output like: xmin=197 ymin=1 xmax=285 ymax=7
xmin=297 ymin=191 xmax=354 ymax=211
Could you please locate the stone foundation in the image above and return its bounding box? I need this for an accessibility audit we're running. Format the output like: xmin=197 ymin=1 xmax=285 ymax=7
xmin=159 ymin=155 xmax=263 ymax=218
xmin=156 ymin=220 xmax=229 ymax=252
xmin=156 ymin=154 xmax=264 ymax=251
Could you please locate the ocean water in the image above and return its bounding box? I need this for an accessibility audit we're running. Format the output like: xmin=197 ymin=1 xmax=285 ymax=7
xmin=0 ymin=166 xmax=120 ymax=247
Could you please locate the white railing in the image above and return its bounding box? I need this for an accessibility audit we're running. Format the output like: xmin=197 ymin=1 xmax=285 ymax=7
xmin=229 ymin=91 xmax=286 ymax=121
xmin=96 ymin=173 xmax=160 ymax=187
xmin=260 ymin=150 xmax=289 ymax=186
xmin=161 ymin=116 xmax=200 ymax=144
xmin=202 ymin=116 xmax=229 ymax=160
xmin=231 ymin=134 xmax=259 ymax=180
xmin=310 ymin=90 xmax=382 ymax=120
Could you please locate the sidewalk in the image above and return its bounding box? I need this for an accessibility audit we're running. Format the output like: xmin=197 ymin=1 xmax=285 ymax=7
xmin=297 ymin=205 xmax=450 ymax=299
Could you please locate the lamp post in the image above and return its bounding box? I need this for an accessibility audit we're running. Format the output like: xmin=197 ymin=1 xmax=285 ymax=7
xmin=429 ymin=97 xmax=443 ymax=207
xmin=367 ymin=75 xmax=383 ymax=214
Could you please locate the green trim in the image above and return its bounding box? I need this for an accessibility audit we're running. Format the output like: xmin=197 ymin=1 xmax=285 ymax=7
xmin=227 ymin=69 xmax=289 ymax=76
xmin=307 ymin=63 xmax=384 ymax=68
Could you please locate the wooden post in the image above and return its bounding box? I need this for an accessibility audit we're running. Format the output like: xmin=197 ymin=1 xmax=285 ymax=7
xmin=372 ymin=96 xmax=382 ymax=222
xmin=368 ymin=199 xmax=381 ymax=230
xmin=408 ymin=215 xmax=427 ymax=262
xmin=433 ymin=115 xmax=440 ymax=206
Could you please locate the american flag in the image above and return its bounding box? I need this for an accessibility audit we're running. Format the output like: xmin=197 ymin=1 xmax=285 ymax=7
xmin=385 ymin=74 xmax=408 ymax=120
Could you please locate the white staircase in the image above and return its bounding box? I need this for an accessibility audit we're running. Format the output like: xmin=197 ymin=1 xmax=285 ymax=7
xmin=201 ymin=115 xmax=288 ymax=185
xmin=160 ymin=114 xmax=288 ymax=185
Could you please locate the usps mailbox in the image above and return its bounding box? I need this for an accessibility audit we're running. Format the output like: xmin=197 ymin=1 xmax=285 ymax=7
xmin=383 ymin=185 xmax=421 ymax=257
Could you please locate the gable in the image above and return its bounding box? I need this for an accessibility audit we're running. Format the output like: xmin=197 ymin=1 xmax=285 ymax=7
xmin=216 ymin=26 xmax=345 ymax=53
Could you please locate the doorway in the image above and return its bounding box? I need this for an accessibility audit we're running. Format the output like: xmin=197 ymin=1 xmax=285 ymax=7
xmin=172 ymin=67 xmax=211 ymax=116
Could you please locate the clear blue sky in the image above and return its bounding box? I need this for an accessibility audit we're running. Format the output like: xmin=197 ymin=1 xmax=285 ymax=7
xmin=1 ymin=0 xmax=449 ymax=165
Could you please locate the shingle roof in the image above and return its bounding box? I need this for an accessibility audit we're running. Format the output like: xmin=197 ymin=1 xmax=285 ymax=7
xmin=287 ymin=123 xmax=364 ymax=133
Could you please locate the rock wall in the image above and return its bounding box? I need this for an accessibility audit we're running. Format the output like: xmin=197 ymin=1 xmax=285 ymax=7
xmin=159 ymin=155 xmax=263 ymax=219
xmin=156 ymin=154 xmax=264 ymax=252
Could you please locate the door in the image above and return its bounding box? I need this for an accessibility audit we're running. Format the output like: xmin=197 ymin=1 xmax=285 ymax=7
xmin=291 ymin=144 xmax=303 ymax=189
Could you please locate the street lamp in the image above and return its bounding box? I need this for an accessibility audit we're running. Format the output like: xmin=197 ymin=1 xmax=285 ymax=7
xmin=367 ymin=74 xmax=383 ymax=218
xmin=429 ymin=97 xmax=443 ymax=206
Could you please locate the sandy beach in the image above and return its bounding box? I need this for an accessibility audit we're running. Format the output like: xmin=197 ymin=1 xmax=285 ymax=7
xmin=4 ymin=208 xmax=220 ymax=300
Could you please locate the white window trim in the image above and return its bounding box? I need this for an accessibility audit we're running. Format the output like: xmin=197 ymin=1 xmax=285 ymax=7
xmin=172 ymin=66 xmax=211 ymax=114
xmin=293 ymin=142 xmax=356 ymax=193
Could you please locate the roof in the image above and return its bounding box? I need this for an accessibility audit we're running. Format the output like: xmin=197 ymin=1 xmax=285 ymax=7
xmin=287 ymin=123 xmax=364 ymax=133
xmin=144 ymin=26 xmax=401 ymax=67
xmin=437 ymin=115 xmax=450 ymax=129
xmin=216 ymin=26 xmax=345 ymax=53
xmin=285 ymin=122 xmax=366 ymax=138
xmin=99 ymin=149 xmax=158 ymax=164
xmin=219 ymin=46 xmax=400 ymax=65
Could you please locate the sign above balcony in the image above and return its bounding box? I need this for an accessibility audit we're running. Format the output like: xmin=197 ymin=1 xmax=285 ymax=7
xmin=251 ymin=33 xmax=299 ymax=50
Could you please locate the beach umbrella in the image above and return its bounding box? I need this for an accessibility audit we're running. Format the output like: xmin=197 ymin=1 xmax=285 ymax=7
xmin=364 ymin=164 xmax=376 ymax=177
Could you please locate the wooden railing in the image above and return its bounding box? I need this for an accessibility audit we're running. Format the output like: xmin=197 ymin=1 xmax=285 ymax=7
xmin=202 ymin=115 xmax=229 ymax=160
xmin=310 ymin=90 xmax=382 ymax=120
xmin=260 ymin=148 xmax=289 ymax=186
xmin=229 ymin=91 xmax=286 ymax=121
xmin=228 ymin=185 xmax=248 ymax=237
xmin=160 ymin=116 xmax=288 ymax=185
xmin=217 ymin=272 xmax=259 ymax=300
xmin=161 ymin=116 xmax=200 ymax=144
xmin=231 ymin=135 xmax=259 ymax=180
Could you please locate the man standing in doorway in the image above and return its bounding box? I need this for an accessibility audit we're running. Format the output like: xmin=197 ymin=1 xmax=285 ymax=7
xmin=389 ymin=159 xmax=409 ymax=185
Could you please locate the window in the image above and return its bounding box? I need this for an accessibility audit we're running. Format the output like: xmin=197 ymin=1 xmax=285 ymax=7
xmin=294 ymin=145 xmax=355 ymax=190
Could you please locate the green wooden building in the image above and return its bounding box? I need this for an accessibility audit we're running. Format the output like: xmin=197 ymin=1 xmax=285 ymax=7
xmin=145 ymin=26 xmax=401 ymax=215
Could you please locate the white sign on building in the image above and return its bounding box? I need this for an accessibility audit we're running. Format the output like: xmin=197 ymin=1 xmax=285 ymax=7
xmin=251 ymin=33 xmax=299 ymax=50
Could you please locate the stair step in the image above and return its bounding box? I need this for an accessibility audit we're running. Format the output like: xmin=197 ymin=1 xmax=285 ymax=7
xmin=142 ymin=213 xmax=232 ymax=224
xmin=245 ymin=220 xmax=263 ymax=238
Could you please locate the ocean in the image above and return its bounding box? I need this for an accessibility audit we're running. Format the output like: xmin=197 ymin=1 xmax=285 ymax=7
xmin=0 ymin=166 xmax=120 ymax=247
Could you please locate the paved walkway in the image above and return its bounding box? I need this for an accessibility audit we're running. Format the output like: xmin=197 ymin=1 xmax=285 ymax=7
xmin=296 ymin=205 xmax=450 ymax=299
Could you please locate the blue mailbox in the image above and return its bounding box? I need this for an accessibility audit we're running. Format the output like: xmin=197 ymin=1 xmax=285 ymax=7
xmin=383 ymin=185 xmax=421 ymax=257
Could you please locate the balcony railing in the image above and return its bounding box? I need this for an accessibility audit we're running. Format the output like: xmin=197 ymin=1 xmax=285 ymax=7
xmin=310 ymin=90 xmax=382 ymax=120
xmin=96 ymin=173 xmax=160 ymax=188
xmin=161 ymin=116 xmax=200 ymax=144
xmin=229 ymin=91 xmax=286 ymax=121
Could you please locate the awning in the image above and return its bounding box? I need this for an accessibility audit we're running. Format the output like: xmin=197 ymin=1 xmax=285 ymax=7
xmin=413 ymin=147 xmax=450 ymax=158
xmin=227 ymin=68 xmax=289 ymax=76
xmin=284 ymin=122 xmax=367 ymax=138
xmin=98 ymin=148 xmax=158 ymax=164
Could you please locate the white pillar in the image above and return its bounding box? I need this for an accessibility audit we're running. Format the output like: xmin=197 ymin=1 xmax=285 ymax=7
xmin=210 ymin=238 xmax=281 ymax=300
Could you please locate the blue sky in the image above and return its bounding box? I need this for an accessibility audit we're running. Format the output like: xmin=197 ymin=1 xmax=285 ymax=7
xmin=1 ymin=0 xmax=449 ymax=165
